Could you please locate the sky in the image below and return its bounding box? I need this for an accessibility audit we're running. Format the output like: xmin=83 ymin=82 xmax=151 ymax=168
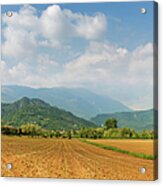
xmin=1 ymin=2 xmax=156 ymax=110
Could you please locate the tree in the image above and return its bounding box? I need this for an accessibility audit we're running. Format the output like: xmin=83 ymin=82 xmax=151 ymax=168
xmin=20 ymin=123 xmax=42 ymax=136
xmin=104 ymin=118 xmax=117 ymax=130
xmin=1 ymin=126 xmax=18 ymax=135
xmin=55 ymin=131 xmax=61 ymax=138
xmin=67 ymin=131 xmax=72 ymax=139
xmin=49 ymin=130 xmax=55 ymax=138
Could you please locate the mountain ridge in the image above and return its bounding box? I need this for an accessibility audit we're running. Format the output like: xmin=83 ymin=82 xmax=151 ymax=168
xmin=2 ymin=85 xmax=131 ymax=119
xmin=1 ymin=97 xmax=96 ymax=130
xmin=91 ymin=109 xmax=156 ymax=131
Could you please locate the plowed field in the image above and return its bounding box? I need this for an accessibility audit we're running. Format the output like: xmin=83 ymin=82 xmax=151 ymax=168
xmin=88 ymin=139 xmax=157 ymax=155
xmin=1 ymin=136 xmax=156 ymax=180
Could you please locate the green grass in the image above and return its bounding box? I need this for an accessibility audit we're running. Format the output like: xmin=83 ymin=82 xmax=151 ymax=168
xmin=80 ymin=139 xmax=157 ymax=160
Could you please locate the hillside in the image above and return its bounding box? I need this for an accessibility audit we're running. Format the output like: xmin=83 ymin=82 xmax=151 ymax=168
xmin=2 ymin=85 xmax=131 ymax=119
xmin=91 ymin=109 xmax=157 ymax=131
xmin=1 ymin=97 xmax=96 ymax=130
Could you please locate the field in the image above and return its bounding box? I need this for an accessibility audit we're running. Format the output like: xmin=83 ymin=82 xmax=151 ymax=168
xmin=1 ymin=136 xmax=157 ymax=180
xmin=88 ymin=139 xmax=157 ymax=155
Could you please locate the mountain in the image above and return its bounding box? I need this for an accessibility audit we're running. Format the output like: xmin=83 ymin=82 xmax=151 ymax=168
xmin=1 ymin=97 xmax=96 ymax=130
xmin=1 ymin=85 xmax=131 ymax=119
xmin=91 ymin=109 xmax=156 ymax=131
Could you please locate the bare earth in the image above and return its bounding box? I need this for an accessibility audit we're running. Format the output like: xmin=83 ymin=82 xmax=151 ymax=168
xmin=88 ymin=139 xmax=157 ymax=155
xmin=1 ymin=136 xmax=156 ymax=180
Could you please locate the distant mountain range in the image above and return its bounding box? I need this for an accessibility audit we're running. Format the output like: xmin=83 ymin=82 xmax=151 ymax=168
xmin=91 ymin=109 xmax=156 ymax=131
xmin=1 ymin=89 xmax=156 ymax=131
xmin=1 ymin=97 xmax=96 ymax=130
xmin=2 ymin=85 xmax=131 ymax=119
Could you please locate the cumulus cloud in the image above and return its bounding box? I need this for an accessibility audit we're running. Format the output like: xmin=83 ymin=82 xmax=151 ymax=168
xmin=40 ymin=6 xmax=107 ymax=41
xmin=1 ymin=41 xmax=153 ymax=109
xmin=2 ymin=5 xmax=107 ymax=59
xmin=1 ymin=5 xmax=154 ymax=109
xmin=54 ymin=42 xmax=153 ymax=109
xmin=2 ymin=27 xmax=37 ymax=60
xmin=73 ymin=12 xmax=107 ymax=40
xmin=1 ymin=60 xmax=29 ymax=84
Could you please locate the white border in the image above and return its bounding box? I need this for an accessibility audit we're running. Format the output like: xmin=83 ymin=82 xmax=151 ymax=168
xmin=0 ymin=0 xmax=154 ymax=5
xmin=0 ymin=0 xmax=162 ymax=186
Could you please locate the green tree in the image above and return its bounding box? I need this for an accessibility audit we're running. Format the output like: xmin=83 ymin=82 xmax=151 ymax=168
xmin=20 ymin=123 xmax=42 ymax=137
xmin=67 ymin=130 xmax=72 ymax=139
xmin=49 ymin=130 xmax=55 ymax=138
xmin=1 ymin=126 xmax=18 ymax=135
xmin=55 ymin=131 xmax=61 ymax=138
xmin=104 ymin=118 xmax=117 ymax=130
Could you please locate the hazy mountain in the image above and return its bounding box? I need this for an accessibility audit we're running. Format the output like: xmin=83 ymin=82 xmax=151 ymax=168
xmin=1 ymin=85 xmax=131 ymax=119
xmin=91 ymin=109 xmax=156 ymax=131
xmin=1 ymin=97 xmax=96 ymax=130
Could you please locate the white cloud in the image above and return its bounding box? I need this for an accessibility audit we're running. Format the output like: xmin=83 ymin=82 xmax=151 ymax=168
xmin=1 ymin=41 xmax=153 ymax=109
xmin=2 ymin=5 xmax=38 ymax=30
xmin=2 ymin=26 xmax=37 ymax=59
xmin=0 ymin=60 xmax=7 ymax=78
xmin=1 ymin=5 xmax=154 ymax=109
xmin=2 ymin=5 xmax=107 ymax=59
xmin=2 ymin=5 xmax=39 ymax=59
xmin=74 ymin=13 xmax=107 ymax=40
xmin=40 ymin=5 xmax=107 ymax=45
xmin=39 ymin=5 xmax=74 ymax=47
xmin=1 ymin=60 xmax=29 ymax=84
xmin=54 ymin=42 xmax=153 ymax=109
xmin=57 ymin=41 xmax=130 ymax=84
xmin=0 ymin=55 xmax=62 ymax=87
xmin=36 ymin=54 xmax=61 ymax=75
xmin=128 ymin=43 xmax=153 ymax=85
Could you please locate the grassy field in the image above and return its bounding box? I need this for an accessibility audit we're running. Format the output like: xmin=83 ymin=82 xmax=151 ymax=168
xmin=1 ymin=136 xmax=157 ymax=180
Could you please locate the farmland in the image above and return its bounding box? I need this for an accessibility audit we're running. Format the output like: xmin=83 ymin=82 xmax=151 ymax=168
xmin=1 ymin=136 xmax=156 ymax=180
xmin=88 ymin=139 xmax=157 ymax=155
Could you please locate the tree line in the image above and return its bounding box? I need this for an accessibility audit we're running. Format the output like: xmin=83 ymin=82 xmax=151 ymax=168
xmin=1 ymin=118 xmax=157 ymax=139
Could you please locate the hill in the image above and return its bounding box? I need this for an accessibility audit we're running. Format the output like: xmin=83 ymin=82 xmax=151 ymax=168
xmin=1 ymin=97 xmax=96 ymax=130
xmin=91 ymin=109 xmax=156 ymax=131
xmin=2 ymin=85 xmax=131 ymax=119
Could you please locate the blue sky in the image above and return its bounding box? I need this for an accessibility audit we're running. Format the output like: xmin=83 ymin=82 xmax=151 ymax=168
xmin=2 ymin=2 xmax=154 ymax=50
xmin=1 ymin=2 xmax=156 ymax=110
